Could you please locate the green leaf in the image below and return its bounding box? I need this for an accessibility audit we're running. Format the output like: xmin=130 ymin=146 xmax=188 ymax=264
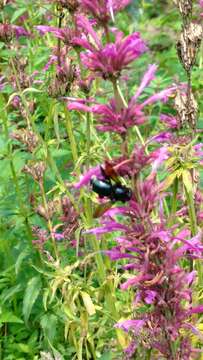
xmin=23 ymin=276 xmax=42 ymax=325
xmin=0 ymin=311 xmax=23 ymax=324
xmin=15 ymin=246 xmax=30 ymax=274
xmin=162 ymin=172 xmax=178 ymax=191
xmin=11 ymin=8 xmax=27 ymax=23
xmin=22 ymin=88 xmax=43 ymax=95
xmin=100 ymin=353 xmax=113 ymax=360
xmin=40 ymin=313 xmax=58 ymax=344
xmin=16 ymin=343 xmax=31 ymax=354
xmin=1 ymin=284 xmax=22 ymax=304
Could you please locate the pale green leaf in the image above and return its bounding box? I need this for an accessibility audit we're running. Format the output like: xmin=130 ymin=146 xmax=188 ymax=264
xmin=80 ymin=291 xmax=96 ymax=316
xmin=161 ymin=172 xmax=178 ymax=191
xmin=182 ymin=170 xmax=193 ymax=193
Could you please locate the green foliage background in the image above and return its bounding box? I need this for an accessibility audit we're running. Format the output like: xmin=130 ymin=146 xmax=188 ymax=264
xmin=0 ymin=1 xmax=203 ymax=359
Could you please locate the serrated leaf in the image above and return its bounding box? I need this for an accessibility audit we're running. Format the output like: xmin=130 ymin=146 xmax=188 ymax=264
xmin=1 ymin=284 xmax=22 ymax=304
xmin=80 ymin=291 xmax=96 ymax=316
xmin=15 ymin=246 xmax=30 ymax=274
xmin=23 ymin=276 xmax=42 ymax=325
xmin=40 ymin=313 xmax=58 ymax=344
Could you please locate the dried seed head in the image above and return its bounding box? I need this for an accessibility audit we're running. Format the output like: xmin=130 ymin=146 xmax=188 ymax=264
xmin=60 ymin=195 xmax=81 ymax=242
xmin=57 ymin=0 xmax=79 ymax=12
xmin=174 ymin=89 xmax=198 ymax=129
xmin=23 ymin=161 xmax=46 ymax=183
xmin=35 ymin=199 xmax=61 ymax=220
xmin=11 ymin=129 xmax=39 ymax=152
xmin=177 ymin=23 xmax=203 ymax=72
xmin=32 ymin=226 xmax=48 ymax=250
xmin=79 ymin=77 xmax=94 ymax=94
xmin=173 ymin=0 xmax=193 ymax=17
xmin=48 ymin=60 xmax=77 ymax=97
xmin=0 ymin=23 xmax=13 ymax=42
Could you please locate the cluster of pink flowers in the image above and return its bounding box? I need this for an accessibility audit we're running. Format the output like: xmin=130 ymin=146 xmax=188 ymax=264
xmin=86 ymin=175 xmax=203 ymax=358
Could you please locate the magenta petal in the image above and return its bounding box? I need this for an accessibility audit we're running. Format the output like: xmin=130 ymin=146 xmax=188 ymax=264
xmin=131 ymin=64 xmax=157 ymax=103
xmin=145 ymin=290 xmax=157 ymax=304
xmin=86 ymin=222 xmax=129 ymax=234
xmin=151 ymin=147 xmax=169 ymax=171
xmin=141 ymin=86 xmax=177 ymax=108
xmin=105 ymin=249 xmax=135 ymax=260
xmin=120 ymin=273 xmax=145 ymax=290
xmin=14 ymin=25 xmax=30 ymax=38
xmin=115 ymin=319 xmax=145 ymax=333
xmin=149 ymin=132 xmax=172 ymax=143
xmin=160 ymin=114 xmax=178 ymax=129
xmin=187 ymin=305 xmax=203 ymax=315
xmin=74 ymin=165 xmax=101 ymax=189
xmin=76 ymin=15 xmax=101 ymax=49
xmin=35 ymin=25 xmax=58 ymax=35
xmin=103 ymin=206 xmax=131 ymax=217
xmin=68 ymin=102 xmax=93 ymax=112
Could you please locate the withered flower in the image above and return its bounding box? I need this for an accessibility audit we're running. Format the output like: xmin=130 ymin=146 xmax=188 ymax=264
xmin=174 ymin=0 xmax=193 ymax=17
xmin=48 ymin=59 xmax=78 ymax=97
xmin=23 ymin=161 xmax=46 ymax=183
xmin=177 ymin=23 xmax=203 ymax=72
xmin=11 ymin=129 xmax=39 ymax=152
xmin=56 ymin=0 xmax=79 ymax=12
xmin=174 ymin=88 xmax=198 ymax=129
xmin=35 ymin=199 xmax=61 ymax=220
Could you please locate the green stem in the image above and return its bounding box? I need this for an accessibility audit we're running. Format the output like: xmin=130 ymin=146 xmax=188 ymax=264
xmin=10 ymin=58 xmax=31 ymax=129
xmin=64 ymin=106 xmax=79 ymax=164
xmin=185 ymin=187 xmax=201 ymax=277
xmin=185 ymin=188 xmax=198 ymax=237
xmin=112 ymin=78 xmax=128 ymax=111
xmin=112 ymin=78 xmax=145 ymax=147
xmin=145 ymin=349 xmax=152 ymax=360
xmin=169 ymin=177 xmax=179 ymax=225
xmin=1 ymin=96 xmax=32 ymax=240
xmin=39 ymin=182 xmax=59 ymax=260
xmin=82 ymin=99 xmax=119 ymax=322
xmin=84 ymin=201 xmax=119 ymax=320
xmin=86 ymin=110 xmax=91 ymax=170
xmin=10 ymin=58 xmax=77 ymax=210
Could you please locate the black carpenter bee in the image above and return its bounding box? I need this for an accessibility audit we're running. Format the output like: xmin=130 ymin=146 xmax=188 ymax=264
xmin=91 ymin=162 xmax=132 ymax=203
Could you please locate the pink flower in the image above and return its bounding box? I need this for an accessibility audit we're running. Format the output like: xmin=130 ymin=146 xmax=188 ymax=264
xmin=74 ymin=15 xmax=147 ymax=78
xmin=74 ymin=165 xmax=102 ymax=189
xmin=80 ymin=0 xmax=132 ymax=24
xmin=35 ymin=25 xmax=78 ymax=46
xmin=115 ymin=319 xmax=145 ymax=333
xmin=68 ymin=65 xmax=177 ymax=134
xmin=160 ymin=114 xmax=178 ymax=129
